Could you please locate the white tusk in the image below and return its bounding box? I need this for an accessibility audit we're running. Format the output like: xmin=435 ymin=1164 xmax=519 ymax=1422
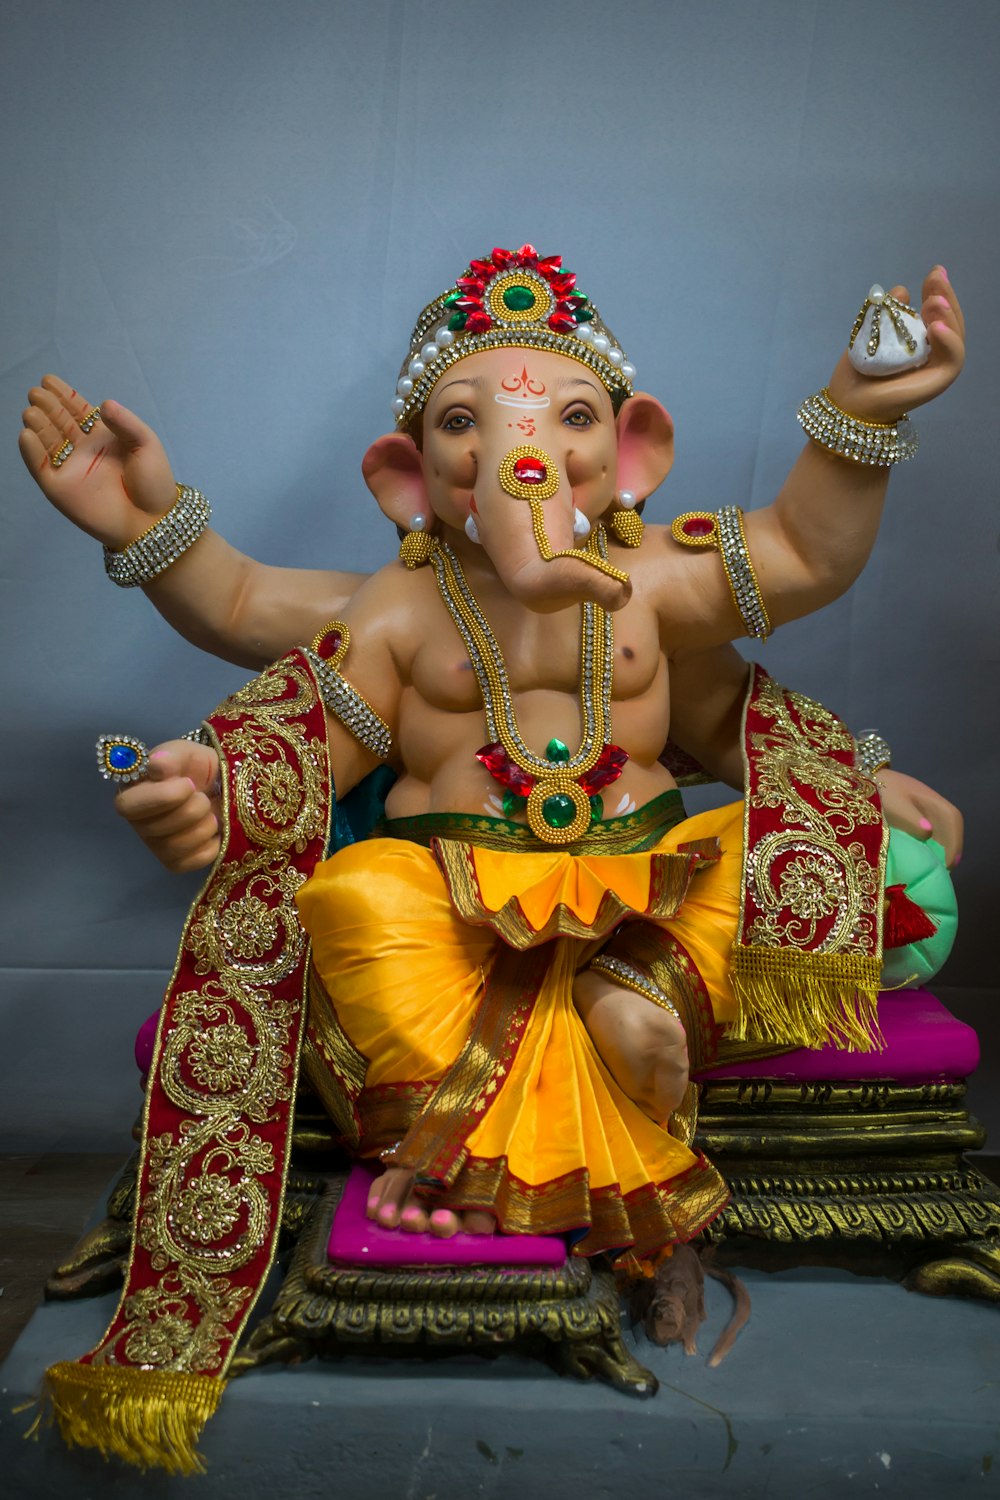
xmin=465 ymin=513 xmax=482 ymax=545
xmin=573 ymin=508 xmax=592 ymax=541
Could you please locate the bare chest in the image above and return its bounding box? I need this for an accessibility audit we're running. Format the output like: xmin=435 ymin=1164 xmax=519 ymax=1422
xmin=410 ymin=591 xmax=662 ymax=715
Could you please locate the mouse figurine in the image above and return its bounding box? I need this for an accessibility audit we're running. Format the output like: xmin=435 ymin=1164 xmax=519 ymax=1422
xmin=633 ymin=1243 xmax=751 ymax=1366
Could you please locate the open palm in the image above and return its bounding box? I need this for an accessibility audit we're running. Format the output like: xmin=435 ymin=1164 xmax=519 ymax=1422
xmin=19 ymin=374 xmax=177 ymax=548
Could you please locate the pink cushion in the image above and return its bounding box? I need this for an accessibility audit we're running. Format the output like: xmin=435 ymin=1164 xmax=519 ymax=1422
xmin=328 ymin=1160 xmax=568 ymax=1268
xmin=135 ymin=1010 xmax=158 ymax=1075
xmin=696 ymin=989 xmax=979 ymax=1084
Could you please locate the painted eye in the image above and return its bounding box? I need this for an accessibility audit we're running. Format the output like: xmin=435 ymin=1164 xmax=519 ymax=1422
xmin=564 ymin=408 xmax=593 ymax=427
xmin=442 ymin=412 xmax=474 ymax=432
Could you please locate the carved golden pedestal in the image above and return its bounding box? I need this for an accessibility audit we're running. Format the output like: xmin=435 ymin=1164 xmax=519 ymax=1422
xmin=695 ymin=1077 xmax=1000 ymax=1299
xmin=231 ymin=1177 xmax=659 ymax=1396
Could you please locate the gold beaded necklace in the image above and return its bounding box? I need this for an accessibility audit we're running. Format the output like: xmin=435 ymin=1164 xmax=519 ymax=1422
xmin=431 ymin=528 xmax=627 ymax=844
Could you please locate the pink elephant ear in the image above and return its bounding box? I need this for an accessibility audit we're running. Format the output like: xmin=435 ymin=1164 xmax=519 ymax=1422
xmin=615 ymin=393 xmax=675 ymax=502
xmin=362 ymin=432 xmax=431 ymax=529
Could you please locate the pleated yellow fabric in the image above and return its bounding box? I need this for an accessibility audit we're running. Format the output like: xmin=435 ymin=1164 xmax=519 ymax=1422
xmin=297 ymin=801 xmax=747 ymax=1258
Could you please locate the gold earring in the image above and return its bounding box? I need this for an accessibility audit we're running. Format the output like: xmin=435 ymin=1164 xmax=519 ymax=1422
xmin=399 ymin=516 xmax=437 ymax=568
xmin=606 ymin=492 xmax=644 ymax=548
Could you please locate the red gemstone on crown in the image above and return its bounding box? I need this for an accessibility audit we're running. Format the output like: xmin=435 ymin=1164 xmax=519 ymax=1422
xmin=682 ymin=516 xmax=715 ymax=538
xmin=315 ymin=629 xmax=343 ymax=660
xmin=513 ymin=455 xmax=548 ymax=485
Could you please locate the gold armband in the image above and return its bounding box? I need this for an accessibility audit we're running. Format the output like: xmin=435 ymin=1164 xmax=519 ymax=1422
xmin=671 ymin=507 xmax=772 ymax=641
xmin=305 ymin=621 xmax=392 ymax=761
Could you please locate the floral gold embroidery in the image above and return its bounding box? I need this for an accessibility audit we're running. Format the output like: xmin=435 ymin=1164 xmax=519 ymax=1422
xmin=731 ymin=668 xmax=888 ymax=1052
xmin=82 ymin=653 xmax=331 ymax=1385
xmin=219 ymin=896 xmax=279 ymax=961
xmin=188 ymin=1023 xmax=254 ymax=1092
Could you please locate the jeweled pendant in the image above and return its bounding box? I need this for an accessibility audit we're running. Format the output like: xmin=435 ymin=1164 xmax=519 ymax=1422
xmin=525 ymin=778 xmax=592 ymax=844
xmin=96 ymin=733 xmax=150 ymax=785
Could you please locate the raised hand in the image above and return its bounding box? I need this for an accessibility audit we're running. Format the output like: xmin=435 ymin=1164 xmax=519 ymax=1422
xmin=114 ymin=739 xmax=222 ymax=873
xmin=827 ymin=266 xmax=965 ymax=422
xmin=19 ymin=375 xmax=177 ymax=549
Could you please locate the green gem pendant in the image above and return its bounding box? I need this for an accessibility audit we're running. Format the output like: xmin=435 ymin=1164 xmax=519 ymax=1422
xmin=502 ymin=285 xmax=536 ymax=312
xmin=545 ymin=738 xmax=570 ymax=763
xmin=541 ymin=793 xmax=577 ymax=830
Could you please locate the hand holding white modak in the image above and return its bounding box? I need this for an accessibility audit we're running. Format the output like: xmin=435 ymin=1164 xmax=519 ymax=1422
xmin=826 ymin=267 xmax=964 ymax=423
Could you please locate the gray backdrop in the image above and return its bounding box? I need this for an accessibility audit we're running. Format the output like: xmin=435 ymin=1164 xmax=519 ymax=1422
xmin=2 ymin=0 xmax=997 ymax=1149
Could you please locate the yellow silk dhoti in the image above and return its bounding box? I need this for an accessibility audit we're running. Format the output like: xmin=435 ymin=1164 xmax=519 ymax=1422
xmin=296 ymin=797 xmax=745 ymax=1260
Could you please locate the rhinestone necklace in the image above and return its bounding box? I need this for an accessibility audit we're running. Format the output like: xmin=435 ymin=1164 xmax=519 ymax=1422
xmin=430 ymin=528 xmax=628 ymax=843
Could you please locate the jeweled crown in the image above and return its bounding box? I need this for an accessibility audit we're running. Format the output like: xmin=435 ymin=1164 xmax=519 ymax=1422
xmin=392 ymin=244 xmax=636 ymax=428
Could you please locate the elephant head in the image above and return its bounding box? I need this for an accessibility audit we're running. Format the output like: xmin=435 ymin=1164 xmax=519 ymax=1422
xmin=361 ymin=243 xmax=675 ymax=612
xmin=363 ymin=344 xmax=674 ymax=612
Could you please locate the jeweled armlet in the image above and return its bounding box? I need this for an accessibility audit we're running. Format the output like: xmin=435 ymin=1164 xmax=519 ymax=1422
xmin=304 ymin=621 xmax=392 ymax=761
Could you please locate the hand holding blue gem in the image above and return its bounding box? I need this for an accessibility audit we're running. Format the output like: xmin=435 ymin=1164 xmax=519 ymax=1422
xmin=96 ymin=734 xmax=150 ymax=785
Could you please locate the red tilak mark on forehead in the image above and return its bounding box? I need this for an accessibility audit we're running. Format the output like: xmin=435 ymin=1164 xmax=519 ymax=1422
xmin=85 ymin=447 xmax=107 ymax=478
xmin=500 ymin=365 xmax=546 ymax=397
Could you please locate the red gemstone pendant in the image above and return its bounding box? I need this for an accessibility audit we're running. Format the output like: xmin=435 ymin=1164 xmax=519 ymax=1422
xmin=315 ymin=628 xmax=343 ymax=660
xmin=512 ymin=455 xmax=548 ymax=485
xmin=683 ymin=516 xmax=715 ymax=538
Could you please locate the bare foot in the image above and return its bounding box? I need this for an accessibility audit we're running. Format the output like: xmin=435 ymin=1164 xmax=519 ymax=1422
xmin=366 ymin=1167 xmax=496 ymax=1237
xmin=573 ymin=969 xmax=689 ymax=1123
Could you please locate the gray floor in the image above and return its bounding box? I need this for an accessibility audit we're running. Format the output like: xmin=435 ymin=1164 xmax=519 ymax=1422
xmin=1 ymin=1159 xmax=999 ymax=1499
xmin=0 ymin=1154 xmax=127 ymax=1364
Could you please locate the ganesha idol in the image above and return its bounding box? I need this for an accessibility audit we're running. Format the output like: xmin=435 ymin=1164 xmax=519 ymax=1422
xmin=19 ymin=244 xmax=980 ymax=1474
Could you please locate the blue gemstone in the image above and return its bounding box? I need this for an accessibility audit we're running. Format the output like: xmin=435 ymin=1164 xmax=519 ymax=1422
xmin=109 ymin=745 xmax=138 ymax=770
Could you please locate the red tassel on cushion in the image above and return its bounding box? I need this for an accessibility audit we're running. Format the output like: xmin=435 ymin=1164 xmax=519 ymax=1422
xmin=884 ymin=884 xmax=939 ymax=948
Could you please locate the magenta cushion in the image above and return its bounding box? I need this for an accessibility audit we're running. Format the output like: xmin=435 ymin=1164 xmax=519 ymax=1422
xmin=135 ymin=1010 xmax=158 ymax=1075
xmin=327 ymin=1160 xmax=568 ymax=1269
xmin=695 ymin=989 xmax=979 ymax=1084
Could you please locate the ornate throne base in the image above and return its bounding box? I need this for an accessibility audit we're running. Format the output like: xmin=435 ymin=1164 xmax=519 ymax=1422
xmin=230 ymin=1175 xmax=659 ymax=1396
xmin=695 ymin=989 xmax=1000 ymax=1299
xmin=46 ymin=989 xmax=999 ymax=1399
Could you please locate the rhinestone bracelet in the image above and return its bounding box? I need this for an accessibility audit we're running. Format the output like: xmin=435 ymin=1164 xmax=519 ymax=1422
xmin=305 ymin=647 xmax=393 ymax=762
xmin=854 ymin=730 xmax=892 ymax=777
xmin=716 ymin=505 xmax=772 ymax=641
xmin=104 ymin=484 xmax=211 ymax=588
xmin=588 ymin=955 xmax=681 ymax=1021
xmin=797 ymin=388 xmax=918 ymax=467
xmin=182 ymin=725 xmax=214 ymax=748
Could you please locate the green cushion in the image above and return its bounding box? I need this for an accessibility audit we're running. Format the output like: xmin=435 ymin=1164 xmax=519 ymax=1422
xmin=881 ymin=829 xmax=958 ymax=987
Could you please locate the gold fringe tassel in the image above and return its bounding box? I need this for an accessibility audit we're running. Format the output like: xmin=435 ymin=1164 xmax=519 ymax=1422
xmin=728 ymin=945 xmax=884 ymax=1053
xmin=40 ymin=1362 xmax=224 ymax=1476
